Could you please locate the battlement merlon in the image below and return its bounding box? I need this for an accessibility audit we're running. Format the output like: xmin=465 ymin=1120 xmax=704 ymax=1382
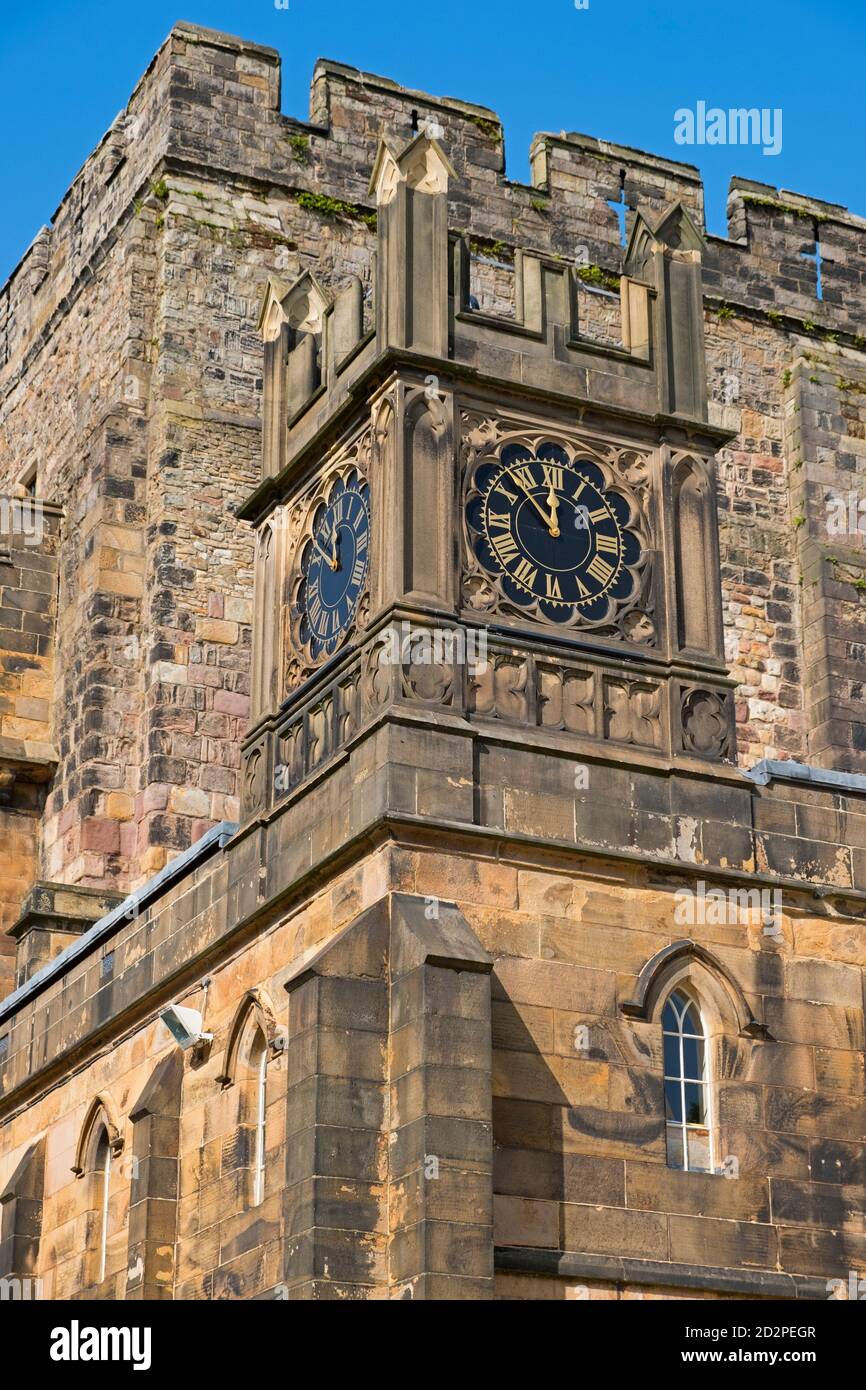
xmin=241 ymin=142 xmax=726 ymax=536
xmin=3 ymin=20 xmax=866 ymax=389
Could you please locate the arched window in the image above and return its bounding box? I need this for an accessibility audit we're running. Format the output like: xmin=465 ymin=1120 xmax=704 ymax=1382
xmin=218 ymin=989 xmax=284 ymax=1209
xmin=93 ymin=1126 xmax=112 ymax=1285
xmin=250 ymin=1030 xmax=268 ymax=1208
xmin=72 ymin=1095 xmax=125 ymax=1289
xmin=662 ymin=988 xmax=713 ymax=1173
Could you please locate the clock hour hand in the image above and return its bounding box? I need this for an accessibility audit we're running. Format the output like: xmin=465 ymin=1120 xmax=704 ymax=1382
xmin=312 ymin=531 xmax=338 ymax=571
xmin=545 ymin=485 xmax=561 ymax=538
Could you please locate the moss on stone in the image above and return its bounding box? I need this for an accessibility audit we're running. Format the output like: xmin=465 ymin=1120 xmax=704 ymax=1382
xmin=576 ymin=264 xmax=620 ymax=293
xmin=469 ymin=237 xmax=513 ymax=262
xmin=293 ymin=191 xmax=376 ymax=230
xmin=288 ymin=133 xmax=311 ymax=165
xmin=743 ymin=195 xmax=828 ymax=224
xmin=468 ymin=115 xmax=501 ymax=141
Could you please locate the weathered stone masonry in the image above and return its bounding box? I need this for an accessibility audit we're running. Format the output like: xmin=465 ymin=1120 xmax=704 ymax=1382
xmin=0 ymin=23 xmax=864 ymax=1302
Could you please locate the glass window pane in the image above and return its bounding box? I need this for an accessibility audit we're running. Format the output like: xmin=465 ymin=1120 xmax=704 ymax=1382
xmin=666 ymin=1124 xmax=685 ymax=1170
xmin=686 ymin=1127 xmax=712 ymax=1173
xmin=684 ymin=1082 xmax=705 ymax=1125
xmin=662 ymin=990 xmax=714 ymax=1175
xmin=682 ymin=1002 xmax=702 ymax=1036
xmin=664 ymin=1078 xmax=683 ymax=1121
xmin=663 ymin=1032 xmax=680 ymax=1078
xmin=662 ymin=999 xmax=679 ymax=1032
xmin=682 ymin=1035 xmax=704 ymax=1081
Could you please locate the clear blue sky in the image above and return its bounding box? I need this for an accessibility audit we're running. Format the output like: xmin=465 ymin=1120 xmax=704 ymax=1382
xmin=1 ymin=0 xmax=863 ymax=285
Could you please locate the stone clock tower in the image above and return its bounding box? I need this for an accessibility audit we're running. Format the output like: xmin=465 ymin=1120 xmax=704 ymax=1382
xmin=240 ymin=130 xmax=733 ymax=823
xmin=233 ymin=130 xmax=737 ymax=1298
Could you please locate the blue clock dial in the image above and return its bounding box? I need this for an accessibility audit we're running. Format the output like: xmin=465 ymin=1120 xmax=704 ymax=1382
xmin=465 ymin=442 xmax=642 ymax=627
xmin=293 ymin=470 xmax=370 ymax=664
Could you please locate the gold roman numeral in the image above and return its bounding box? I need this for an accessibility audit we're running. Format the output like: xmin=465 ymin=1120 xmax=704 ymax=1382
xmin=541 ymin=464 xmax=564 ymax=490
xmin=586 ymin=555 xmax=614 ymax=586
xmin=492 ymin=532 xmax=520 ymax=563
xmin=495 ymin=482 xmax=519 ymax=505
xmin=588 ymin=506 xmax=608 ymax=522
xmin=545 ymin=574 xmax=563 ymax=599
xmin=513 ymin=557 xmax=538 ymax=587
xmin=510 ymin=465 xmax=536 ymax=490
xmin=596 ymin=534 xmax=619 ymax=554
xmin=487 ymin=511 xmax=512 ymax=530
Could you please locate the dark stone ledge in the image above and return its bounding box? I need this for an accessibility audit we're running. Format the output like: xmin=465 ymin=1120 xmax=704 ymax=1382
xmin=494 ymin=1246 xmax=832 ymax=1301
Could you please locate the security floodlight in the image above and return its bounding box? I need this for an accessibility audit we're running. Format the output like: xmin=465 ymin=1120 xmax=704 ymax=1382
xmin=159 ymin=1003 xmax=213 ymax=1051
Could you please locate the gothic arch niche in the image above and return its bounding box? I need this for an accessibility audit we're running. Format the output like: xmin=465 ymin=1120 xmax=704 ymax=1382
xmin=672 ymin=454 xmax=717 ymax=655
xmin=402 ymin=389 xmax=451 ymax=605
xmin=72 ymin=1096 xmax=126 ymax=1290
xmin=622 ymin=939 xmax=762 ymax=1037
xmin=251 ymin=521 xmax=275 ymax=719
xmin=218 ymin=987 xmax=283 ymax=1087
xmin=371 ymin=392 xmax=396 ymax=608
xmin=622 ymin=941 xmax=767 ymax=1177
xmin=218 ymin=989 xmax=284 ymax=1208
xmin=72 ymin=1094 xmax=124 ymax=1177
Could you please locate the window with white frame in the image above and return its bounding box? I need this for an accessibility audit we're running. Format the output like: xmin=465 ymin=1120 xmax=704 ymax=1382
xmin=250 ymin=1032 xmax=268 ymax=1207
xmin=662 ymin=988 xmax=713 ymax=1173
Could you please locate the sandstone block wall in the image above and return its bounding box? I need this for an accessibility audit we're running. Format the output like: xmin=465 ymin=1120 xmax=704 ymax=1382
xmin=0 ymin=810 xmax=862 ymax=1298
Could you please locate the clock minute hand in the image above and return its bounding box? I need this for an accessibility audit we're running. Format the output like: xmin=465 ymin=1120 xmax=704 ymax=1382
xmin=508 ymin=469 xmax=557 ymax=535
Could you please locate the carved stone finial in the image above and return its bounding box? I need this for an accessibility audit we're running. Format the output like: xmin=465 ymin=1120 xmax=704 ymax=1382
xmin=368 ymin=130 xmax=457 ymax=205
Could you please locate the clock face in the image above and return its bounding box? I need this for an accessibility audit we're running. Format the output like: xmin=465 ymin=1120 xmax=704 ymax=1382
xmin=292 ymin=470 xmax=370 ymax=664
xmin=465 ymin=441 xmax=643 ymax=626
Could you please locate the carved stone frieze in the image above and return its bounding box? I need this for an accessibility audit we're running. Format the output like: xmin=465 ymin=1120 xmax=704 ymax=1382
xmin=603 ymin=677 xmax=663 ymax=749
xmin=680 ymin=686 xmax=734 ymax=761
xmin=248 ymin=631 xmax=733 ymax=819
xmin=538 ymin=665 xmax=596 ymax=736
xmin=469 ymin=654 xmax=531 ymax=723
